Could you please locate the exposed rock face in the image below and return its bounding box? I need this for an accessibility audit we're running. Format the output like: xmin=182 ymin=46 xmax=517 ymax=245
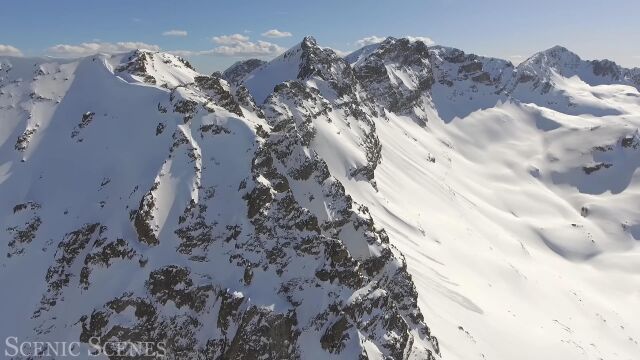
xmin=429 ymin=46 xmax=513 ymax=89
xmin=353 ymin=37 xmax=434 ymax=118
xmin=115 ymin=49 xmax=200 ymax=88
xmin=7 ymin=202 xmax=42 ymax=257
xmin=193 ymin=74 xmax=244 ymax=117
xmin=347 ymin=37 xmax=517 ymax=123
xmin=116 ymin=50 xmax=157 ymax=84
xmin=509 ymin=45 xmax=640 ymax=93
xmin=590 ymin=59 xmax=622 ymax=79
xmin=223 ymin=58 xmax=267 ymax=86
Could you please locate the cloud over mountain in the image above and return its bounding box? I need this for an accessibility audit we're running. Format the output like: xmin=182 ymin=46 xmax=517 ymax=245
xmin=405 ymin=36 xmax=435 ymax=45
xmin=211 ymin=33 xmax=285 ymax=56
xmin=0 ymin=44 xmax=23 ymax=57
xmin=47 ymin=41 xmax=160 ymax=57
xmin=355 ymin=35 xmax=386 ymax=47
xmin=261 ymin=29 xmax=293 ymax=38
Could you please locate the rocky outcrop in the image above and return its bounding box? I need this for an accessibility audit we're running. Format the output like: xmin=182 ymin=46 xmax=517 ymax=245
xmin=353 ymin=37 xmax=434 ymax=117
xmin=509 ymin=45 xmax=640 ymax=92
xmin=223 ymin=58 xmax=267 ymax=86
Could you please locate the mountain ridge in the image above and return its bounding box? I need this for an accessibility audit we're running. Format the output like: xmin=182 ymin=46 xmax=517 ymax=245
xmin=1 ymin=36 xmax=639 ymax=360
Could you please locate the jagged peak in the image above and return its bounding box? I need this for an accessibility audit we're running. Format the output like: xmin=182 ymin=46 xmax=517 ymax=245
xmin=239 ymin=36 xmax=353 ymax=103
xmin=115 ymin=49 xmax=196 ymax=71
xmin=346 ymin=37 xmax=418 ymax=66
xmin=113 ymin=48 xmax=199 ymax=88
xmin=345 ymin=42 xmax=384 ymax=65
xmin=380 ymin=36 xmax=426 ymax=48
xmin=281 ymin=36 xmax=345 ymax=62
xmin=298 ymin=38 xmax=345 ymax=71
xmin=296 ymin=36 xmax=344 ymax=63
xmin=429 ymin=45 xmax=469 ymax=62
xmin=301 ymin=35 xmax=318 ymax=47
xmin=266 ymin=36 xmax=318 ymax=63
xmin=522 ymin=46 xmax=639 ymax=84
xmin=354 ymin=36 xmax=430 ymax=69
xmin=528 ymin=45 xmax=579 ymax=59
xmin=509 ymin=45 xmax=640 ymax=92
xmin=546 ymin=45 xmax=573 ymax=53
xmin=520 ymin=45 xmax=582 ymax=69
xmin=284 ymin=37 xmax=343 ymax=68
xmin=428 ymin=45 xmax=514 ymax=69
xmin=380 ymin=36 xmax=398 ymax=44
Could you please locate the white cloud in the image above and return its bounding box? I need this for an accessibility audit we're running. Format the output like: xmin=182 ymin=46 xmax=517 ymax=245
xmin=212 ymin=34 xmax=250 ymax=45
xmin=170 ymin=42 xmax=285 ymax=57
xmin=167 ymin=50 xmax=203 ymax=57
xmin=47 ymin=42 xmax=160 ymax=57
xmin=0 ymin=44 xmax=23 ymax=57
xmin=261 ymin=29 xmax=292 ymax=38
xmin=355 ymin=36 xmax=386 ymax=47
xmin=405 ymin=36 xmax=435 ymax=46
xmin=163 ymin=29 xmax=188 ymax=37
xmin=43 ymin=35 xmax=285 ymax=60
xmin=213 ymin=40 xmax=285 ymax=57
xmin=210 ymin=34 xmax=285 ymax=57
xmin=328 ymin=48 xmax=349 ymax=57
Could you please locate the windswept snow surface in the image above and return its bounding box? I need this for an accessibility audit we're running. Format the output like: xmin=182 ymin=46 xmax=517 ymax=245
xmin=340 ymin=100 xmax=640 ymax=360
xmin=241 ymin=43 xmax=305 ymax=103
xmin=1 ymin=38 xmax=639 ymax=360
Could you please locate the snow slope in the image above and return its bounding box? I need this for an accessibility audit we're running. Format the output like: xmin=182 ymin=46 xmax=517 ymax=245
xmin=338 ymin=40 xmax=640 ymax=360
xmin=343 ymin=100 xmax=640 ymax=360
xmin=1 ymin=38 xmax=639 ymax=360
xmin=0 ymin=48 xmax=438 ymax=359
xmin=242 ymin=38 xmax=640 ymax=360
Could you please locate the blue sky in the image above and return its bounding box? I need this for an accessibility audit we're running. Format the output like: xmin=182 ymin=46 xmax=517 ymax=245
xmin=1 ymin=0 xmax=638 ymax=73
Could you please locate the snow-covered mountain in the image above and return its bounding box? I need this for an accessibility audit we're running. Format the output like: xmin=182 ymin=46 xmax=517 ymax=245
xmin=1 ymin=36 xmax=639 ymax=360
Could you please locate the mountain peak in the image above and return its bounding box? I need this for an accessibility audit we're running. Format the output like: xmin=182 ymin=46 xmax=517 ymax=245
xmin=547 ymin=45 xmax=572 ymax=53
xmin=525 ymin=45 xmax=582 ymax=65
xmin=366 ymin=36 xmax=430 ymax=67
xmin=237 ymin=36 xmax=353 ymax=103
xmin=301 ymin=36 xmax=318 ymax=47
xmin=514 ymin=45 xmax=583 ymax=84
xmin=113 ymin=49 xmax=198 ymax=88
